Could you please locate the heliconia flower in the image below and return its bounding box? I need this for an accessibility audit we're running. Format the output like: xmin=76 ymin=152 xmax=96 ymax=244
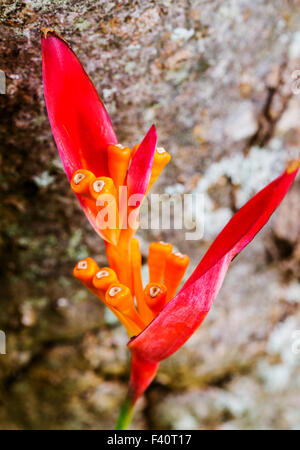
xmin=41 ymin=29 xmax=299 ymax=430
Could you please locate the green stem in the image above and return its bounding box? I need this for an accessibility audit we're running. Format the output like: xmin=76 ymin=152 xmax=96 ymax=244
xmin=115 ymin=395 xmax=135 ymax=430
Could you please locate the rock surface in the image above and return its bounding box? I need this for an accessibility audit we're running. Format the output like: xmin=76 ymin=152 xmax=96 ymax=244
xmin=0 ymin=0 xmax=300 ymax=429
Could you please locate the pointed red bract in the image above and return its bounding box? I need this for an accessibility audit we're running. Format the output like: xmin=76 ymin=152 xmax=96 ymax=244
xmin=41 ymin=30 xmax=117 ymax=180
xmin=127 ymin=125 xmax=157 ymax=201
xmin=41 ymin=30 xmax=118 ymax=237
xmin=129 ymin=165 xmax=299 ymax=363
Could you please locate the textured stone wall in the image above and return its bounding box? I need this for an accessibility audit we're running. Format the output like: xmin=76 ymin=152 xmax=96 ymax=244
xmin=0 ymin=0 xmax=300 ymax=429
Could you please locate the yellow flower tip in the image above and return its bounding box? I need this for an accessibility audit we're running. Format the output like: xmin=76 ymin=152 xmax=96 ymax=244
xmin=155 ymin=150 xmax=171 ymax=174
xmin=164 ymin=251 xmax=190 ymax=302
xmin=156 ymin=146 xmax=171 ymax=161
xmin=41 ymin=27 xmax=56 ymax=38
xmin=73 ymin=257 xmax=99 ymax=286
xmin=105 ymin=283 xmax=131 ymax=309
xmin=105 ymin=283 xmax=146 ymax=337
xmin=144 ymin=282 xmax=167 ymax=315
xmin=89 ymin=176 xmax=116 ymax=201
xmin=152 ymin=146 xmax=171 ymax=173
xmin=287 ymin=159 xmax=300 ymax=174
xmin=168 ymin=251 xmax=190 ymax=268
xmin=41 ymin=28 xmax=71 ymax=47
xmin=146 ymin=147 xmax=171 ymax=193
xmin=92 ymin=267 xmax=118 ymax=291
xmin=70 ymin=169 xmax=95 ymax=196
xmin=90 ymin=177 xmax=120 ymax=246
xmin=108 ymin=143 xmax=131 ymax=155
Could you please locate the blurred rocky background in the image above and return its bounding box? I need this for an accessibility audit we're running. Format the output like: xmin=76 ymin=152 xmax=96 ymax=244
xmin=1 ymin=0 xmax=300 ymax=429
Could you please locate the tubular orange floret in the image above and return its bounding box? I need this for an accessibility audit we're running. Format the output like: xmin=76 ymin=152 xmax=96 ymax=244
xmin=92 ymin=267 xmax=118 ymax=291
xmin=105 ymin=283 xmax=146 ymax=336
xmin=89 ymin=176 xmax=117 ymax=201
xmin=107 ymin=144 xmax=132 ymax=191
xmin=90 ymin=177 xmax=120 ymax=246
xmin=144 ymin=283 xmax=167 ymax=318
xmin=164 ymin=251 xmax=190 ymax=302
xmin=148 ymin=241 xmax=173 ymax=284
xmin=71 ymin=169 xmax=96 ymax=197
xmin=73 ymin=257 xmax=100 ymax=289
xmin=131 ymin=238 xmax=153 ymax=323
xmin=147 ymin=147 xmax=171 ymax=193
xmin=105 ymin=228 xmax=133 ymax=289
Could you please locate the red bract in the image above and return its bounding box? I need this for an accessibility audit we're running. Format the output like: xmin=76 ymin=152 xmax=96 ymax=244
xmin=128 ymin=164 xmax=299 ymax=402
xmin=41 ymin=29 xmax=299 ymax=429
xmin=41 ymin=29 xmax=156 ymax=237
xmin=127 ymin=125 xmax=157 ymax=201
xmin=41 ymin=30 xmax=117 ymax=179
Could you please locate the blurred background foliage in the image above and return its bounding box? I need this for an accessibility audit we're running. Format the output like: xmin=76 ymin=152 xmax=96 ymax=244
xmin=0 ymin=0 xmax=300 ymax=429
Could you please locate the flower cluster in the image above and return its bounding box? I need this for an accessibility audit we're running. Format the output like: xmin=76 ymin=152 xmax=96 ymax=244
xmin=71 ymin=137 xmax=189 ymax=338
xmin=41 ymin=28 xmax=299 ymax=429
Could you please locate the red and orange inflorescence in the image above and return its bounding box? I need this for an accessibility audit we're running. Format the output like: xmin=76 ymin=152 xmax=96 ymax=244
xmin=41 ymin=28 xmax=300 ymax=428
xmin=71 ymin=140 xmax=189 ymax=338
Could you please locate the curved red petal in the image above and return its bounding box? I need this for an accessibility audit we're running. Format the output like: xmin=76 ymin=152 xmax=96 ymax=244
xmin=127 ymin=125 xmax=157 ymax=200
xmin=41 ymin=31 xmax=117 ymax=180
xmin=129 ymin=165 xmax=299 ymax=363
